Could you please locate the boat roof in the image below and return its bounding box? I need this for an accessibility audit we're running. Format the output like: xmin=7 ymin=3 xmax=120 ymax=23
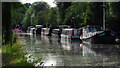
xmin=53 ymin=29 xmax=60 ymax=30
xmin=62 ymin=28 xmax=77 ymax=30
xmin=59 ymin=25 xmax=68 ymax=27
xmin=36 ymin=25 xmax=44 ymax=27
xmin=42 ymin=28 xmax=50 ymax=29
xmin=30 ymin=28 xmax=35 ymax=29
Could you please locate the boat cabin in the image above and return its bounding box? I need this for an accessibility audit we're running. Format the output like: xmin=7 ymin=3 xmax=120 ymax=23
xmin=41 ymin=28 xmax=52 ymax=36
xmin=79 ymin=26 xmax=103 ymax=39
xmin=52 ymin=29 xmax=61 ymax=36
xmin=27 ymin=26 xmax=34 ymax=33
xmin=35 ymin=25 xmax=44 ymax=34
xmin=30 ymin=27 xmax=36 ymax=35
xmin=61 ymin=28 xmax=80 ymax=39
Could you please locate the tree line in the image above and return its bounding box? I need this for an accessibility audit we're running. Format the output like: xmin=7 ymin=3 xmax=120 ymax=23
xmin=22 ymin=2 xmax=120 ymax=31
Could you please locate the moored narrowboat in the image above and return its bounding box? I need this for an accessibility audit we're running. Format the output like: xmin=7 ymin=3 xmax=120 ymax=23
xmin=27 ymin=26 xmax=33 ymax=33
xmin=41 ymin=28 xmax=52 ymax=36
xmin=52 ymin=29 xmax=61 ymax=36
xmin=61 ymin=28 xmax=80 ymax=40
xmin=79 ymin=25 xmax=116 ymax=44
xmin=35 ymin=25 xmax=44 ymax=34
xmin=30 ymin=27 xmax=36 ymax=35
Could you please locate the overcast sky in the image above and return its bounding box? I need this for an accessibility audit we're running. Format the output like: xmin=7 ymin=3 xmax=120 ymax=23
xmin=20 ymin=0 xmax=56 ymax=7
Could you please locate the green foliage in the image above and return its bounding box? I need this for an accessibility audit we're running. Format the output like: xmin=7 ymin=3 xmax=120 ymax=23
xmin=56 ymin=2 xmax=103 ymax=28
xmin=30 ymin=2 xmax=49 ymax=26
xmin=22 ymin=2 xmax=61 ymax=29
xmin=11 ymin=2 xmax=27 ymax=25
xmin=106 ymin=2 xmax=120 ymax=31
xmin=88 ymin=2 xmax=103 ymax=26
xmin=63 ymin=2 xmax=88 ymax=28
xmin=17 ymin=2 xmax=120 ymax=32
xmin=22 ymin=2 xmax=50 ymax=31
xmin=2 ymin=40 xmax=35 ymax=66
xmin=110 ymin=2 xmax=120 ymax=18
xmin=31 ymin=2 xmax=49 ymax=13
xmin=46 ymin=7 xmax=60 ymax=27
xmin=2 ymin=2 xmax=27 ymax=45
xmin=56 ymin=2 xmax=71 ymax=24
xmin=34 ymin=10 xmax=48 ymax=25
xmin=22 ymin=8 xmax=33 ymax=31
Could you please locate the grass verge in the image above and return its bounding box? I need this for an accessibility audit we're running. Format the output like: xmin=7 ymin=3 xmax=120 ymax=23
xmin=2 ymin=40 xmax=35 ymax=67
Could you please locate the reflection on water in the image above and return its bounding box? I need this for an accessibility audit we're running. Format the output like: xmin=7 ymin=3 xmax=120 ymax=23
xmin=80 ymin=44 xmax=96 ymax=57
xmin=19 ymin=34 xmax=120 ymax=66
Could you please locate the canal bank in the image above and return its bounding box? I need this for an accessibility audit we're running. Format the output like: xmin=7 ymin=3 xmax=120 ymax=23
xmin=2 ymin=40 xmax=35 ymax=67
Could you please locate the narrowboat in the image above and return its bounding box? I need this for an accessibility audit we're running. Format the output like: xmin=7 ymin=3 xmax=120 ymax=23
xmin=61 ymin=28 xmax=80 ymax=40
xmin=41 ymin=28 xmax=52 ymax=36
xmin=27 ymin=26 xmax=33 ymax=33
xmin=35 ymin=25 xmax=44 ymax=34
xmin=51 ymin=29 xmax=61 ymax=37
xmin=30 ymin=27 xmax=36 ymax=35
xmin=51 ymin=25 xmax=69 ymax=37
xmin=27 ymin=26 xmax=35 ymax=35
xmin=79 ymin=25 xmax=116 ymax=44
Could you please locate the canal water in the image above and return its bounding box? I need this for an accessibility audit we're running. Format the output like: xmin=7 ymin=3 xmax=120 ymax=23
xmin=19 ymin=34 xmax=120 ymax=67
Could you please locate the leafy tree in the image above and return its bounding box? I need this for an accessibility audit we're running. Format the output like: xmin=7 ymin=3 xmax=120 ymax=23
xmin=2 ymin=2 xmax=12 ymax=45
xmin=46 ymin=7 xmax=60 ymax=27
xmin=34 ymin=10 xmax=48 ymax=25
xmin=31 ymin=2 xmax=49 ymax=13
xmin=55 ymin=2 xmax=71 ymax=24
xmin=22 ymin=2 xmax=50 ymax=31
xmin=63 ymin=2 xmax=88 ymax=28
xmin=22 ymin=8 xmax=33 ymax=31
xmin=86 ymin=2 xmax=103 ymax=26
xmin=2 ymin=2 xmax=26 ymax=44
xmin=11 ymin=2 xmax=27 ymax=28
xmin=31 ymin=2 xmax=49 ymax=25
xmin=106 ymin=2 xmax=120 ymax=31
xmin=55 ymin=2 xmax=104 ymax=28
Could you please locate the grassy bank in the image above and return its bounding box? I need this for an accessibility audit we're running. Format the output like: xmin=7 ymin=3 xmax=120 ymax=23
xmin=2 ymin=40 xmax=35 ymax=67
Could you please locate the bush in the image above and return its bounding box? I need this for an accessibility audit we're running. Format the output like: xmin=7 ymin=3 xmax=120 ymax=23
xmin=2 ymin=40 xmax=35 ymax=67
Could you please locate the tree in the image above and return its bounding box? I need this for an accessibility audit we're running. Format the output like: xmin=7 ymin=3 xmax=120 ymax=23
xmin=46 ymin=7 xmax=60 ymax=27
xmin=55 ymin=2 xmax=104 ymax=28
xmin=22 ymin=8 xmax=33 ymax=31
xmin=63 ymin=2 xmax=88 ymax=28
xmin=2 ymin=2 xmax=27 ymax=44
xmin=2 ymin=2 xmax=12 ymax=45
xmin=22 ymin=2 xmax=50 ymax=31
xmin=55 ymin=2 xmax=71 ymax=24
xmin=106 ymin=2 xmax=120 ymax=31
xmin=34 ymin=10 xmax=48 ymax=25
xmin=11 ymin=2 xmax=27 ymax=28
xmin=86 ymin=2 xmax=103 ymax=26
xmin=31 ymin=2 xmax=49 ymax=13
